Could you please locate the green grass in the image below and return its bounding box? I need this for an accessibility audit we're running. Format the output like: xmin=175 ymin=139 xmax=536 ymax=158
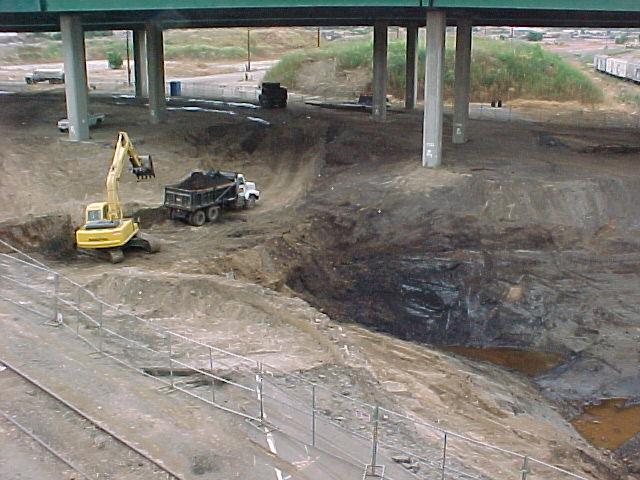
xmin=265 ymin=37 xmax=604 ymax=104
xmin=0 ymin=28 xmax=319 ymax=65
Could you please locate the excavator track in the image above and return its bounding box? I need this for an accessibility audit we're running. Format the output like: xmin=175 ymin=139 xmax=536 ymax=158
xmin=128 ymin=232 xmax=161 ymax=253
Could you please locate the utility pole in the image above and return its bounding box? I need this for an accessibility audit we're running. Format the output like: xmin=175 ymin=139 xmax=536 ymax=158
xmin=317 ymin=27 xmax=320 ymax=47
xmin=126 ymin=30 xmax=131 ymax=86
xmin=246 ymin=28 xmax=251 ymax=72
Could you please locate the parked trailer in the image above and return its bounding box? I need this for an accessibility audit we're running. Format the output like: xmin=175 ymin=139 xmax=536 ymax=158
xmin=25 ymin=69 xmax=65 ymax=84
xmin=164 ymin=170 xmax=259 ymax=226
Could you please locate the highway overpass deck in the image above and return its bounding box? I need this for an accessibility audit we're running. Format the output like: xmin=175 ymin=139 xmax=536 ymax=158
xmin=2 ymin=1 xmax=640 ymax=30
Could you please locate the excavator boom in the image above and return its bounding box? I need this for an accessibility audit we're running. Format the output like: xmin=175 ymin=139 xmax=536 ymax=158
xmin=106 ymin=131 xmax=155 ymax=221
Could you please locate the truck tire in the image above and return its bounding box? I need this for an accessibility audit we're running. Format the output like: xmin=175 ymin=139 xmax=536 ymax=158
xmin=188 ymin=210 xmax=206 ymax=227
xmin=206 ymin=206 xmax=221 ymax=222
xmin=244 ymin=196 xmax=256 ymax=209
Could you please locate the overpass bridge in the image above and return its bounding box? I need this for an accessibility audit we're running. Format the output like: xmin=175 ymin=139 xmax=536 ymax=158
xmin=2 ymin=1 xmax=639 ymax=166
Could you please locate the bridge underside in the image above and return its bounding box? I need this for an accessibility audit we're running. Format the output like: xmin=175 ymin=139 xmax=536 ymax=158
xmin=2 ymin=2 xmax=640 ymax=167
xmin=2 ymin=7 xmax=640 ymax=32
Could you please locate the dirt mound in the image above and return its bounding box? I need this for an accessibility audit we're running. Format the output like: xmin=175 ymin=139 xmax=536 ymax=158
xmin=84 ymin=268 xmax=335 ymax=371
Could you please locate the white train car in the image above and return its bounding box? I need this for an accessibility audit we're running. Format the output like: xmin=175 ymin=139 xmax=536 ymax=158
xmin=627 ymin=62 xmax=640 ymax=83
xmin=594 ymin=55 xmax=608 ymax=73
xmin=609 ymin=58 xmax=629 ymax=79
xmin=594 ymin=55 xmax=640 ymax=83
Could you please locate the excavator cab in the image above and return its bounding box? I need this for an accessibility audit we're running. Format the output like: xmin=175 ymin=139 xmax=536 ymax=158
xmin=82 ymin=202 xmax=120 ymax=229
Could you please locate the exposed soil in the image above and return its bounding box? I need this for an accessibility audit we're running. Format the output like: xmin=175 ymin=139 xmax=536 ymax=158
xmin=1 ymin=90 xmax=640 ymax=479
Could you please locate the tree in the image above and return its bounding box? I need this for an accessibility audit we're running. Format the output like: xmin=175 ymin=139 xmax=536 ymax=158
xmin=526 ymin=31 xmax=544 ymax=42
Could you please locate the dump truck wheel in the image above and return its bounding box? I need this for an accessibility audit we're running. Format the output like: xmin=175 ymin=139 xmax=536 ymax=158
xmin=206 ymin=206 xmax=221 ymax=222
xmin=189 ymin=210 xmax=206 ymax=227
xmin=244 ymin=196 xmax=256 ymax=209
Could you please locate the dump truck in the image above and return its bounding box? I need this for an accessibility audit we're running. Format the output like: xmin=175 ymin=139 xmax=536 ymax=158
xmin=164 ymin=170 xmax=260 ymax=226
xmin=258 ymin=82 xmax=287 ymax=108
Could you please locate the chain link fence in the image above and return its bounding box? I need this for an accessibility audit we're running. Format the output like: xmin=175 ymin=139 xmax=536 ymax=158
xmin=0 ymin=240 xmax=592 ymax=480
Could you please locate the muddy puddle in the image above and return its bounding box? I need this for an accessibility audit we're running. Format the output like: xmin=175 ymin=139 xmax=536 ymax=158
xmin=572 ymin=398 xmax=640 ymax=450
xmin=443 ymin=346 xmax=565 ymax=377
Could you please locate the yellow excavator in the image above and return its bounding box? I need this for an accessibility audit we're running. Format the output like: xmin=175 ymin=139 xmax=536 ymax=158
xmin=75 ymin=131 xmax=160 ymax=263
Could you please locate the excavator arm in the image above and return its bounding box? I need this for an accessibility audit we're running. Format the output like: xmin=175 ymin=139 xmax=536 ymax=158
xmin=105 ymin=131 xmax=155 ymax=222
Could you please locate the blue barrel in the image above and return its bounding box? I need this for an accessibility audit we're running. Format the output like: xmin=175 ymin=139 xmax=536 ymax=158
xmin=169 ymin=80 xmax=182 ymax=97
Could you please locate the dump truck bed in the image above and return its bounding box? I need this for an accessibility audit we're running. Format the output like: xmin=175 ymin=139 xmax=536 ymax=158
xmin=164 ymin=170 xmax=237 ymax=212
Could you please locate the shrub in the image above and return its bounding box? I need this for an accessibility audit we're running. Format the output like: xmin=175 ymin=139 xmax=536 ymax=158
xmin=107 ymin=51 xmax=123 ymax=69
xmin=526 ymin=32 xmax=544 ymax=42
xmin=265 ymin=37 xmax=603 ymax=105
xmin=615 ymin=34 xmax=629 ymax=45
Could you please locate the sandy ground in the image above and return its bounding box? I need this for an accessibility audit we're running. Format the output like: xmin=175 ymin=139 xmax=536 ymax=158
xmin=0 ymin=91 xmax=639 ymax=479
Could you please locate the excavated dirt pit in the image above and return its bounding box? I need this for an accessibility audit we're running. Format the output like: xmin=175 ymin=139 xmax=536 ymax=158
xmin=2 ymin=92 xmax=640 ymax=478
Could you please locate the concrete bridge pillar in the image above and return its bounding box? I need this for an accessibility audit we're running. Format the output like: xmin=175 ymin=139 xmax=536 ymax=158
xmin=422 ymin=9 xmax=446 ymax=167
xmin=372 ymin=21 xmax=388 ymax=122
xmin=133 ymin=29 xmax=148 ymax=98
xmin=405 ymin=23 xmax=419 ymax=110
xmin=453 ymin=19 xmax=472 ymax=144
xmin=145 ymin=21 xmax=166 ymax=124
xmin=60 ymin=14 xmax=89 ymax=141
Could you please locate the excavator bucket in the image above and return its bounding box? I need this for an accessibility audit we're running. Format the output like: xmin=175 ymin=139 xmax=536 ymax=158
xmin=132 ymin=155 xmax=155 ymax=180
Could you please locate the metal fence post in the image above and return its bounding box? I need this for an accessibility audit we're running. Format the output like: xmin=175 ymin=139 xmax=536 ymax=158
xmin=97 ymin=301 xmax=103 ymax=354
xmin=208 ymin=346 xmax=215 ymax=403
xmin=369 ymin=405 xmax=380 ymax=474
xmin=441 ymin=432 xmax=448 ymax=480
xmin=520 ymin=456 xmax=530 ymax=480
xmin=167 ymin=334 xmax=174 ymax=388
xmin=311 ymin=384 xmax=316 ymax=447
xmin=75 ymin=287 xmax=81 ymax=336
xmin=52 ymin=273 xmax=59 ymax=322
xmin=257 ymin=362 xmax=264 ymax=423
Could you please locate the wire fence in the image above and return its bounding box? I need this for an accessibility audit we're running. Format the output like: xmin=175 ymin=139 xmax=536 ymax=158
xmin=466 ymin=102 xmax=640 ymax=130
xmin=0 ymin=239 xmax=592 ymax=480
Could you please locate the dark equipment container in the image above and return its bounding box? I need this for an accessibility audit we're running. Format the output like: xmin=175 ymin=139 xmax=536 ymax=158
xmin=259 ymin=82 xmax=287 ymax=108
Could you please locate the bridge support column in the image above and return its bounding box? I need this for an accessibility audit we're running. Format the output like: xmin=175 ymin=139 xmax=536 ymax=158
xmin=422 ymin=10 xmax=446 ymax=167
xmin=133 ymin=29 xmax=148 ymax=98
xmin=146 ymin=22 xmax=166 ymax=124
xmin=405 ymin=23 xmax=419 ymax=110
xmin=60 ymin=14 xmax=89 ymax=141
xmin=453 ymin=19 xmax=472 ymax=144
xmin=372 ymin=21 xmax=388 ymax=122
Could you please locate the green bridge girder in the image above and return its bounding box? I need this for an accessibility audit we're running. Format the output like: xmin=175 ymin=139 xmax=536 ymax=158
xmin=3 ymin=0 xmax=640 ymax=11
xmin=1 ymin=0 xmax=639 ymax=30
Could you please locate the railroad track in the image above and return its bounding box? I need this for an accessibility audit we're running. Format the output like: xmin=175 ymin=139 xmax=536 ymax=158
xmin=0 ymin=358 xmax=185 ymax=480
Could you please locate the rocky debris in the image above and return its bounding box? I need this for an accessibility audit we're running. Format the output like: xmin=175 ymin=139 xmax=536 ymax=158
xmin=392 ymin=455 xmax=421 ymax=473
xmin=617 ymin=433 xmax=640 ymax=474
